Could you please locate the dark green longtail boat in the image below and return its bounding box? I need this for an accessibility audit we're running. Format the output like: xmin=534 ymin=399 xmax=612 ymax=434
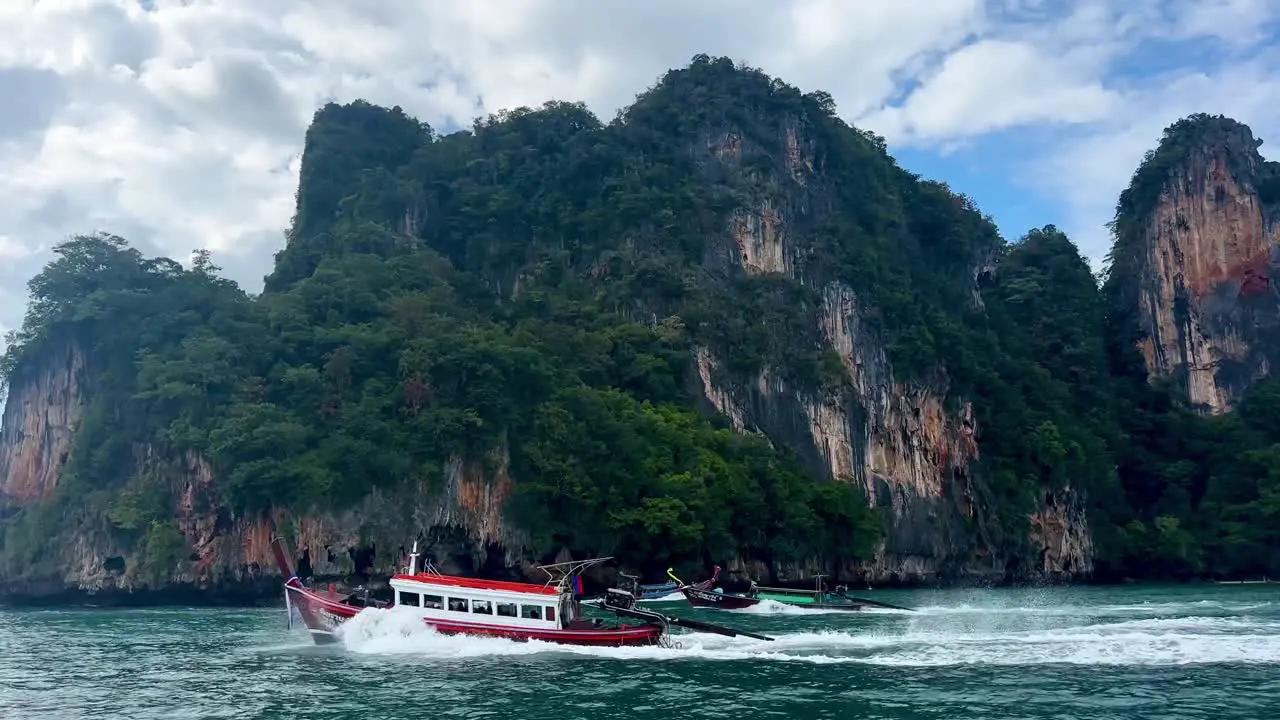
xmin=753 ymin=575 xmax=915 ymax=612
xmin=674 ymin=569 xmax=915 ymax=613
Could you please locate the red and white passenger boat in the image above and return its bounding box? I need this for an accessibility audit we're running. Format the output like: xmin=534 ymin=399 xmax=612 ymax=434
xmin=269 ymin=537 xmax=772 ymax=648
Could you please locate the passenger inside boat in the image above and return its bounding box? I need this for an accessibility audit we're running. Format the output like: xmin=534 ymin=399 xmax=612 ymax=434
xmin=342 ymin=585 xmax=391 ymax=608
xmin=719 ymin=578 xmax=758 ymax=596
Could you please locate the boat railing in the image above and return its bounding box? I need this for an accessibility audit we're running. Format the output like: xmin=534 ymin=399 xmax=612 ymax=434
xmin=532 ymin=556 xmax=615 ymax=593
xmin=753 ymin=585 xmax=814 ymax=596
xmin=755 ymin=575 xmax=828 ymax=598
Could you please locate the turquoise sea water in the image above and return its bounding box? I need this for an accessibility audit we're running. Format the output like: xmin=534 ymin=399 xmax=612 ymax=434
xmin=1 ymin=584 xmax=1276 ymax=719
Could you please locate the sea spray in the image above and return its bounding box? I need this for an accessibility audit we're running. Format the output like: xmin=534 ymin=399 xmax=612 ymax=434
xmin=330 ymin=600 xmax=1280 ymax=667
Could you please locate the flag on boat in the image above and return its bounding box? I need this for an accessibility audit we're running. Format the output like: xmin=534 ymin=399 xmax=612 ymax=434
xmin=571 ymin=575 xmax=584 ymax=595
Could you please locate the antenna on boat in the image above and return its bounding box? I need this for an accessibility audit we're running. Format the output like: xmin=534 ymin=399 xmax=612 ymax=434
xmin=406 ymin=541 xmax=419 ymax=575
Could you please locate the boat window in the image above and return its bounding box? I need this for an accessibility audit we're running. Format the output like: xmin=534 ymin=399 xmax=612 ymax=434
xmin=448 ymin=597 xmax=467 ymax=612
xmin=520 ymin=605 xmax=542 ymax=620
xmin=471 ymin=600 xmax=493 ymax=615
xmin=398 ymin=591 xmax=420 ymax=607
xmin=545 ymin=606 xmax=555 ymax=622
xmin=422 ymin=594 xmax=443 ymax=609
xmin=495 ymin=602 xmax=517 ymax=617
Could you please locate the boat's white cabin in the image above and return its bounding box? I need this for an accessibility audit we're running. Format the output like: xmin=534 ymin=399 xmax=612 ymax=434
xmin=389 ymin=577 xmax=571 ymax=629
xmin=387 ymin=544 xmax=575 ymax=630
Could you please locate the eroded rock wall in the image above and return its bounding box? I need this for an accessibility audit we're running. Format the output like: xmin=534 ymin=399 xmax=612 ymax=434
xmin=0 ymin=340 xmax=87 ymax=504
xmin=1132 ymin=120 xmax=1280 ymax=413
xmin=0 ymin=353 xmax=524 ymax=602
xmin=690 ymin=118 xmax=1092 ymax=582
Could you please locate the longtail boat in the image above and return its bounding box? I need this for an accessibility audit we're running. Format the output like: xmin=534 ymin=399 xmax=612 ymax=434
xmin=270 ymin=537 xmax=773 ymax=647
xmin=753 ymin=575 xmax=864 ymax=610
xmin=672 ymin=566 xmax=763 ymax=610
xmin=612 ymin=572 xmax=682 ymax=601
xmin=635 ymin=580 xmax=680 ymax=600
xmin=674 ymin=568 xmax=915 ymax=613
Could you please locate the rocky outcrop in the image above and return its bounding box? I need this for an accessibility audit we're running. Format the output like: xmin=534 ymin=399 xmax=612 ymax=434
xmin=1125 ymin=115 xmax=1280 ymax=413
xmin=730 ymin=200 xmax=791 ymax=275
xmin=0 ymin=339 xmax=87 ymax=503
xmin=1029 ymin=489 xmax=1094 ymax=578
xmin=692 ymin=303 xmax=1089 ymax=583
xmin=690 ymin=118 xmax=1093 ymax=583
xmin=0 ymin=353 xmax=525 ymax=602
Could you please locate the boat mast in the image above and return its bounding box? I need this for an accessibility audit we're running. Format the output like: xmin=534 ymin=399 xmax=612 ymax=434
xmin=813 ymin=573 xmax=827 ymax=598
xmin=406 ymin=541 xmax=419 ymax=575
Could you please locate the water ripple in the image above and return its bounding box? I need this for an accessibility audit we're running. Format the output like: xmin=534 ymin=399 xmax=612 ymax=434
xmin=1 ymin=585 xmax=1276 ymax=719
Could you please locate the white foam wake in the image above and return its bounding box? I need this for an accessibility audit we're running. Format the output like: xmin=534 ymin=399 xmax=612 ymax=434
xmin=719 ymin=599 xmax=905 ymax=615
xmin=635 ymin=592 xmax=685 ymax=603
xmin=907 ymin=599 xmax=1275 ymax=617
xmin=331 ymin=605 xmax=1280 ymax=667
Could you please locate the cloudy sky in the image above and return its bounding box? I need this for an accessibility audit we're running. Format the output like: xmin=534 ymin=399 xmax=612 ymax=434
xmin=1 ymin=0 xmax=1279 ymax=339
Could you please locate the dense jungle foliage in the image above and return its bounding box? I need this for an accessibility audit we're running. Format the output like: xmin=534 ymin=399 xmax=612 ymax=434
xmin=2 ymin=56 xmax=1278 ymax=583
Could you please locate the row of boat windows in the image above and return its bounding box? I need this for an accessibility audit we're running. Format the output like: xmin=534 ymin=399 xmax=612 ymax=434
xmin=397 ymin=590 xmax=556 ymax=621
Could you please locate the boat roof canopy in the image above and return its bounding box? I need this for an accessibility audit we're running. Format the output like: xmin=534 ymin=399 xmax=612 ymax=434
xmin=391 ymin=573 xmax=561 ymax=597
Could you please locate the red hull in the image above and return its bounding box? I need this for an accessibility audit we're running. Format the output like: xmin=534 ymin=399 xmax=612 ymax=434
xmin=423 ymin=616 xmax=663 ymax=646
xmin=283 ymin=577 xmax=663 ymax=648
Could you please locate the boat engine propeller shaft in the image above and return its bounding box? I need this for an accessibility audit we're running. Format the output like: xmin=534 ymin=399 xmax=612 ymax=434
xmin=597 ymin=588 xmax=774 ymax=642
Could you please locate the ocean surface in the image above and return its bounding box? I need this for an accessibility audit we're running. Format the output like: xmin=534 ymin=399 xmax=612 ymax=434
xmin=1 ymin=584 xmax=1276 ymax=719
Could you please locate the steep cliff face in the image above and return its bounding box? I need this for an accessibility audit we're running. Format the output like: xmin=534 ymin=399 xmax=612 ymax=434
xmin=693 ymin=327 xmax=985 ymax=581
xmin=0 ymin=339 xmax=87 ymax=504
xmin=689 ymin=115 xmax=1091 ymax=582
xmin=1114 ymin=114 xmax=1280 ymax=413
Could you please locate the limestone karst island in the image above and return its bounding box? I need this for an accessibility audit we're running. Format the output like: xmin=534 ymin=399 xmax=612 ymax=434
xmin=1 ymin=56 xmax=1278 ymax=609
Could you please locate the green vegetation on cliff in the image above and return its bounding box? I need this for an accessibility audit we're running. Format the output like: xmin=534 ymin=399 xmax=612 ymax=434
xmin=1096 ymin=113 xmax=1280 ymax=576
xmin=0 ymin=230 xmax=881 ymax=580
xmin=2 ymin=58 xmax=1278 ymax=587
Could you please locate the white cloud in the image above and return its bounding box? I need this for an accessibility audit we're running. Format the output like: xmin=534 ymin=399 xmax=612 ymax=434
xmin=862 ymin=39 xmax=1120 ymax=142
xmin=1171 ymin=0 xmax=1277 ymax=46
xmin=0 ymin=235 xmax=34 ymax=261
xmin=0 ymin=0 xmax=1278 ymax=336
xmin=1040 ymin=54 xmax=1280 ymax=269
